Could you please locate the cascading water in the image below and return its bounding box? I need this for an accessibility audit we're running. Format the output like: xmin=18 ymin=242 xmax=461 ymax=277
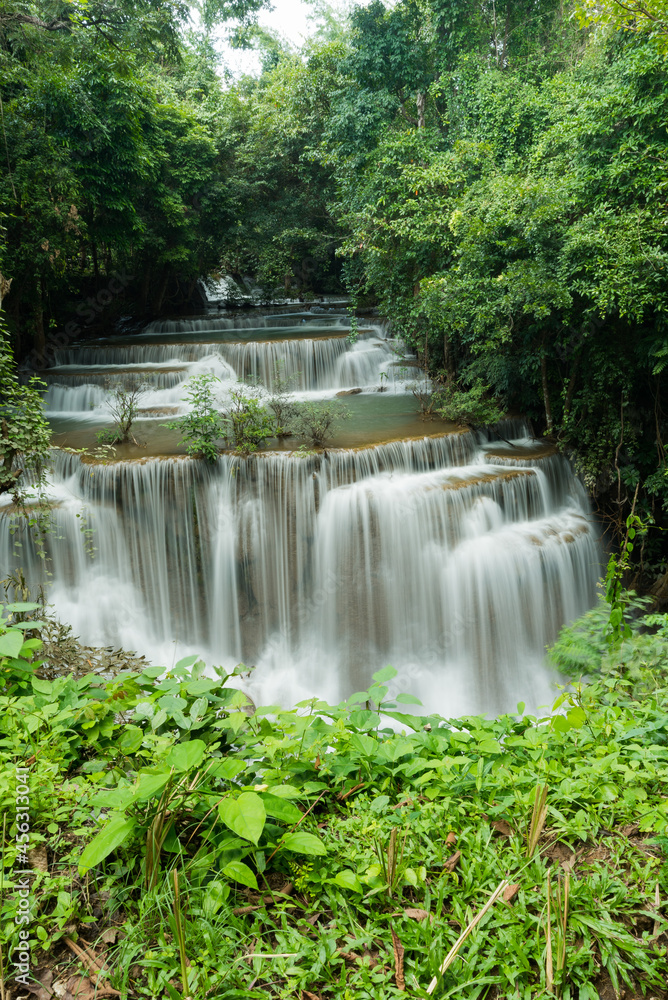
xmin=3 ymin=308 xmax=601 ymax=716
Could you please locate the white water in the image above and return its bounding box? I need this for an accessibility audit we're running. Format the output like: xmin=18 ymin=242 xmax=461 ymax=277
xmin=45 ymin=312 xmax=412 ymax=413
xmin=1 ymin=435 xmax=600 ymax=716
xmin=4 ymin=309 xmax=601 ymax=716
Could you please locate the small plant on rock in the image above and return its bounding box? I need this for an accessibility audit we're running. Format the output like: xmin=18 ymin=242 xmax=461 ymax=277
xmin=228 ymin=387 xmax=275 ymax=455
xmin=164 ymin=372 xmax=226 ymax=462
xmin=97 ymin=377 xmax=148 ymax=446
xmin=294 ymin=400 xmax=350 ymax=449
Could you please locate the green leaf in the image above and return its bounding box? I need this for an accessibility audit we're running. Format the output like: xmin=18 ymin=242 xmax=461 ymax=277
xmin=267 ymin=784 xmax=302 ymax=799
xmin=372 ymin=665 xmax=398 ymax=684
xmin=222 ymin=860 xmax=258 ymax=890
xmin=553 ymin=715 xmax=570 ymax=733
xmin=186 ymin=678 xmax=217 ymax=696
xmin=280 ymin=831 xmax=326 ymax=856
xmin=133 ymin=772 xmax=171 ymax=801
xmin=202 ymin=880 xmax=229 ymax=917
xmin=78 ymin=814 xmax=136 ymax=875
xmin=4 ymin=603 xmax=40 ymax=613
xmin=261 ymin=793 xmax=302 ymax=825
xmin=174 ymin=655 xmax=199 ymax=670
xmin=567 ymin=707 xmax=587 ymax=729
xmin=117 ymin=726 xmax=143 ymax=754
xmin=331 ymin=869 xmax=362 ymax=892
xmin=189 ymin=697 xmax=208 ymax=721
xmin=165 ymin=739 xmax=206 ymax=772
xmin=0 ymin=631 xmax=26 ymax=658
xmin=219 ymin=792 xmax=266 ymax=844
xmin=210 ymin=758 xmax=246 ymax=781
xmin=396 ymin=693 xmax=423 ymax=705
xmin=141 ymin=666 xmax=164 ymax=679
xmin=31 ymin=677 xmax=53 ymax=694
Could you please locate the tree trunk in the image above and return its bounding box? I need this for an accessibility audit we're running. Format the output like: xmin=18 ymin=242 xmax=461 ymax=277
xmin=443 ymin=333 xmax=455 ymax=384
xmin=562 ymin=354 xmax=580 ymax=420
xmin=541 ymin=340 xmax=553 ymax=434
xmin=140 ymin=266 xmax=151 ymax=314
xmin=34 ymin=278 xmax=45 ymax=356
xmin=152 ymin=268 xmax=170 ymax=315
xmin=416 ymin=91 xmax=426 ymax=128
xmin=91 ymin=239 xmax=100 ymax=287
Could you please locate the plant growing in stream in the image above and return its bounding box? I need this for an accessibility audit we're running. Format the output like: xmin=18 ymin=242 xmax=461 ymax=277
xmin=263 ymin=360 xmax=301 ymax=437
xmin=227 ymin=386 xmax=275 ymax=455
xmin=164 ymin=373 xmax=226 ymax=463
xmin=97 ymin=377 xmax=148 ymax=446
xmin=294 ymin=400 xmax=351 ymax=449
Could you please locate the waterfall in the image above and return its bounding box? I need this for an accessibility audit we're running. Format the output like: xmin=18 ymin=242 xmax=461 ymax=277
xmin=1 ymin=434 xmax=600 ymax=715
xmin=3 ymin=308 xmax=601 ymax=716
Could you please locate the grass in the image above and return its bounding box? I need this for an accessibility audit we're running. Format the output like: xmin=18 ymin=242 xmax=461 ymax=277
xmin=1 ymin=603 xmax=668 ymax=998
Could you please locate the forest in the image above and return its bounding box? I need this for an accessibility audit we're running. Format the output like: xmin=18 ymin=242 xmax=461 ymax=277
xmin=2 ymin=0 xmax=668 ymax=561
xmin=2 ymin=0 xmax=668 ymax=997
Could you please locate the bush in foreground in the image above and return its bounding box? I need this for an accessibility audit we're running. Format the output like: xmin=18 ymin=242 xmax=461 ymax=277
xmin=0 ymin=601 xmax=667 ymax=998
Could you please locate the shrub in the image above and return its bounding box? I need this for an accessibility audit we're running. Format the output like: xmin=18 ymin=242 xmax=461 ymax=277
xmin=228 ymin=387 xmax=275 ymax=455
xmin=97 ymin=377 xmax=147 ymax=446
xmin=263 ymin=361 xmax=301 ymax=437
xmin=294 ymin=400 xmax=351 ymax=449
xmin=164 ymin=372 xmax=226 ymax=462
xmin=435 ymin=380 xmax=503 ymax=427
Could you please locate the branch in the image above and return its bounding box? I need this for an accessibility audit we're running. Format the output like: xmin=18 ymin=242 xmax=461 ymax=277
xmin=398 ymin=106 xmax=419 ymax=128
xmin=0 ymin=13 xmax=71 ymax=31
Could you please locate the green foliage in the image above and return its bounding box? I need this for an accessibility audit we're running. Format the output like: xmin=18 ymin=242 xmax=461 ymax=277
xmin=604 ymin=510 xmax=648 ymax=646
xmin=96 ymin=378 xmax=147 ymax=446
xmin=227 ymin=386 xmax=275 ymax=455
xmin=2 ymin=608 xmax=668 ymax=996
xmin=575 ymin=0 xmax=668 ymax=48
xmin=164 ymin=373 xmax=225 ymax=462
xmin=435 ymin=380 xmax=504 ymax=428
xmin=262 ymin=360 xmax=301 ymax=436
xmin=293 ymin=399 xmax=351 ymax=448
xmin=0 ymin=323 xmax=51 ymax=500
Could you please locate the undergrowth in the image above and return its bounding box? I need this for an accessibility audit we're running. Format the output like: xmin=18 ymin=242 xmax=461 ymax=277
xmin=0 ymin=598 xmax=667 ymax=999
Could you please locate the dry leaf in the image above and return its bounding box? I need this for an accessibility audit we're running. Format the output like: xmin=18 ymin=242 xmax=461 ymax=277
xmin=21 ymin=985 xmax=53 ymax=1000
xmin=491 ymin=819 xmax=514 ymax=837
xmin=445 ymin=831 xmax=457 ymax=846
xmin=337 ymin=950 xmax=362 ymax=964
xmin=543 ymin=841 xmax=574 ymax=863
xmin=301 ymin=992 xmax=322 ymax=1000
xmin=28 ymin=843 xmax=49 ymax=874
xmin=443 ymin=850 xmax=461 ymax=872
xmin=503 ymin=883 xmax=520 ymax=904
xmin=391 ymin=926 xmax=405 ymax=992
xmin=99 ymin=928 xmax=118 ymax=944
xmin=64 ymin=975 xmax=94 ymax=999
xmin=404 ymin=907 xmax=431 ymax=922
